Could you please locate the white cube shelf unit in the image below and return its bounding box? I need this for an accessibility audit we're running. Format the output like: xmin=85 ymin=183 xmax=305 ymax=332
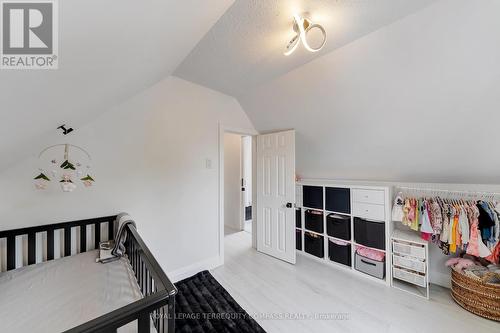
xmin=296 ymin=180 xmax=392 ymax=285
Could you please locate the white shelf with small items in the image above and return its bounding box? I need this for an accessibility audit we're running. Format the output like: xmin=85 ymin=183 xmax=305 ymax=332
xmin=295 ymin=180 xmax=392 ymax=286
xmin=391 ymin=228 xmax=430 ymax=299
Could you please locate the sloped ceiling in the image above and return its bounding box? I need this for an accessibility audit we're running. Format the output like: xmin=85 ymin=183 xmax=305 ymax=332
xmin=0 ymin=0 xmax=234 ymax=171
xmin=175 ymin=0 xmax=437 ymax=97
xmin=237 ymin=0 xmax=500 ymax=184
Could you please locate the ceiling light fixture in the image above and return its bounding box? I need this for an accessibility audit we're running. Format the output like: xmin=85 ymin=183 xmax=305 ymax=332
xmin=284 ymin=14 xmax=326 ymax=56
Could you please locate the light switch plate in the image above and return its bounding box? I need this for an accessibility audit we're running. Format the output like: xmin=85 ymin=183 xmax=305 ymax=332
xmin=205 ymin=158 xmax=212 ymax=169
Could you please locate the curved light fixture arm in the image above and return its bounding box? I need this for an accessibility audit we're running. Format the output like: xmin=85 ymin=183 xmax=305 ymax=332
xmin=284 ymin=14 xmax=327 ymax=56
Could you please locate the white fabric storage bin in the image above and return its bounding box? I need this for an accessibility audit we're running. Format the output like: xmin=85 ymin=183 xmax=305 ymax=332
xmin=355 ymin=253 xmax=385 ymax=279
xmin=392 ymin=254 xmax=426 ymax=273
xmin=393 ymin=267 xmax=426 ymax=287
xmin=392 ymin=241 xmax=426 ymax=259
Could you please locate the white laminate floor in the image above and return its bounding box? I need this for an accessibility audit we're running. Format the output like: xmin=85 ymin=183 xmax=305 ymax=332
xmin=211 ymin=231 xmax=499 ymax=333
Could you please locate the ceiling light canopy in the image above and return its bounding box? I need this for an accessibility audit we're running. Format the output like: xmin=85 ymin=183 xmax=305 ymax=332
xmin=284 ymin=14 xmax=326 ymax=56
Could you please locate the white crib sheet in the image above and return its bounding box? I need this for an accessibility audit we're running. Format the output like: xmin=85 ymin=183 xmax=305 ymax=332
xmin=0 ymin=250 xmax=147 ymax=333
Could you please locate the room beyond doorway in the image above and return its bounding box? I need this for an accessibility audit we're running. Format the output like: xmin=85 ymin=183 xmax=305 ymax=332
xmin=223 ymin=133 xmax=252 ymax=237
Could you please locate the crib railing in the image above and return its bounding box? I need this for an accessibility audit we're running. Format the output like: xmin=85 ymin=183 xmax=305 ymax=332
xmin=0 ymin=215 xmax=117 ymax=271
xmin=126 ymin=224 xmax=176 ymax=333
xmin=0 ymin=216 xmax=177 ymax=333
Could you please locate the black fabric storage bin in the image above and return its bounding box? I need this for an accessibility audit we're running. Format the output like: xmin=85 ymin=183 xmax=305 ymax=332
xmin=354 ymin=217 xmax=385 ymax=250
xmin=303 ymin=186 xmax=323 ymax=209
xmin=305 ymin=210 xmax=324 ymax=233
xmin=329 ymin=241 xmax=351 ymax=267
xmin=296 ymin=229 xmax=302 ymax=251
xmin=326 ymin=214 xmax=351 ymax=240
xmin=304 ymin=232 xmax=324 ymax=258
xmin=325 ymin=187 xmax=350 ymax=214
xmin=296 ymin=208 xmax=302 ymax=228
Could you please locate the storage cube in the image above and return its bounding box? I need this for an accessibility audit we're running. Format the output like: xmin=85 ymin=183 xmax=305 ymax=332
xmin=325 ymin=187 xmax=351 ymax=214
xmin=355 ymin=253 xmax=385 ymax=279
xmin=354 ymin=217 xmax=385 ymax=250
xmin=326 ymin=214 xmax=351 ymax=240
xmin=328 ymin=240 xmax=351 ymax=267
xmin=304 ymin=232 xmax=324 ymax=258
xmin=303 ymin=186 xmax=323 ymax=209
xmin=305 ymin=210 xmax=324 ymax=233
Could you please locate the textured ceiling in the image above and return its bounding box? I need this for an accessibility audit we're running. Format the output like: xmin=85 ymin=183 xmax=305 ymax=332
xmin=175 ymin=0 xmax=437 ymax=97
xmin=0 ymin=0 xmax=234 ymax=171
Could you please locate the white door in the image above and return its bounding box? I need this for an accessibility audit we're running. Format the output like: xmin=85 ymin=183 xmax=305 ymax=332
xmin=257 ymin=130 xmax=296 ymax=264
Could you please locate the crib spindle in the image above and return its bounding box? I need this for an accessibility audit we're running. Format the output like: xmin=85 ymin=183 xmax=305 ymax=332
xmin=108 ymin=220 xmax=114 ymax=240
xmin=94 ymin=222 xmax=101 ymax=249
xmin=64 ymin=227 xmax=71 ymax=257
xmin=80 ymin=225 xmax=87 ymax=253
xmin=47 ymin=229 xmax=54 ymax=260
xmin=7 ymin=235 xmax=15 ymax=270
xmin=28 ymin=232 xmax=36 ymax=265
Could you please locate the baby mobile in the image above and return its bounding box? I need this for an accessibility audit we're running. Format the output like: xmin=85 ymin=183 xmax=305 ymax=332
xmin=34 ymin=143 xmax=95 ymax=192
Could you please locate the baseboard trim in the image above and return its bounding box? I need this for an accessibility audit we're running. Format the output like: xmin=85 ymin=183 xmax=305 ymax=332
xmin=168 ymin=255 xmax=223 ymax=283
xmin=430 ymin=271 xmax=451 ymax=288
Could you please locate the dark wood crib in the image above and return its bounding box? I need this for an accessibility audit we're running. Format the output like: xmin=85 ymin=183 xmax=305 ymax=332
xmin=0 ymin=215 xmax=177 ymax=333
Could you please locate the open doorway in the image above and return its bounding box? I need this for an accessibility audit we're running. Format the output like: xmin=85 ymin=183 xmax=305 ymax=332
xmin=241 ymin=136 xmax=253 ymax=234
xmin=223 ymin=133 xmax=252 ymax=237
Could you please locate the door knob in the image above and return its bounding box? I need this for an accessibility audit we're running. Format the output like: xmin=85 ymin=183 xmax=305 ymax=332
xmin=286 ymin=202 xmax=293 ymax=208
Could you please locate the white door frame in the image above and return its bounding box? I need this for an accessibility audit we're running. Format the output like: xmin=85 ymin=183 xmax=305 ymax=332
xmin=218 ymin=124 xmax=259 ymax=265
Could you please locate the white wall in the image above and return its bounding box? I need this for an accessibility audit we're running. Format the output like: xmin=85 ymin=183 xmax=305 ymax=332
xmin=0 ymin=76 xmax=256 ymax=277
xmin=224 ymin=133 xmax=242 ymax=231
xmin=239 ymin=0 xmax=500 ymax=184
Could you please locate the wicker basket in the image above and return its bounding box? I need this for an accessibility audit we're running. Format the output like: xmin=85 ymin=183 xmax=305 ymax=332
xmin=451 ymin=268 xmax=500 ymax=321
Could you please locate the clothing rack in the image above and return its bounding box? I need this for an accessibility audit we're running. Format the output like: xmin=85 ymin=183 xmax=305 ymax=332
xmin=395 ymin=186 xmax=500 ymax=201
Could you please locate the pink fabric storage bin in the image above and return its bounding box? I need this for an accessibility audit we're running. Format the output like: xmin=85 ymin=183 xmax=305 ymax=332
xmin=356 ymin=245 xmax=385 ymax=262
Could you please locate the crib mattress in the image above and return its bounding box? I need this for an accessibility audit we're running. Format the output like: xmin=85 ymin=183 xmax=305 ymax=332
xmin=0 ymin=250 xmax=145 ymax=333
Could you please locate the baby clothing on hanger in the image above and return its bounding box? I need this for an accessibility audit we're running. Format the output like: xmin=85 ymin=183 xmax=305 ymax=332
xmin=467 ymin=206 xmax=480 ymax=257
xmin=478 ymin=202 xmax=495 ymax=229
xmin=391 ymin=194 xmax=404 ymax=222
xmin=486 ymin=241 xmax=500 ymax=264
xmin=439 ymin=203 xmax=451 ymax=254
xmin=449 ymin=207 xmax=458 ymax=253
xmin=402 ymin=198 xmax=411 ymax=226
xmin=420 ymin=200 xmax=433 ymax=241
xmin=458 ymin=208 xmax=470 ymax=245
xmin=411 ymin=199 xmax=419 ymax=231
xmin=430 ymin=200 xmax=443 ymax=235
